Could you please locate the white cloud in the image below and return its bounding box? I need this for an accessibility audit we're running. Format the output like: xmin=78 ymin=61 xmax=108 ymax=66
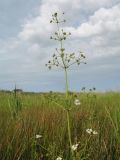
xmin=0 ymin=0 xmax=120 ymax=91
xmin=65 ymin=5 xmax=120 ymax=37
xmin=18 ymin=0 xmax=119 ymax=44
xmin=1 ymin=1 xmax=120 ymax=58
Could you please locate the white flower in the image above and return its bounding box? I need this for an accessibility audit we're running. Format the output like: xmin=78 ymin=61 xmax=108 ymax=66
xmin=56 ymin=156 xmax=62 ymax=160
xmin=86 ymin=129 xmax=98 ymax=135
xmin=71 ymin=143 xmax=79 ymax=151
xmin=86 ymin=129 xmax=93 ymax=134
xmin=93 ymin=131 xmax=98 ymax=135
xmin=35 ymin=134 xmax=42 ymax=139
xmin=74 ymin=99 xmax=81 ymax=106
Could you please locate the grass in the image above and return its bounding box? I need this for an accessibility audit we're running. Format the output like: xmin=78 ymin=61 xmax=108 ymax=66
xmin=0 ymin=91 xmax=120 ymax=160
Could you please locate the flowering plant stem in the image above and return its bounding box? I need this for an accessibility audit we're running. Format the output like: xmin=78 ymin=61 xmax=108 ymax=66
xmin=64 ymin=68 xmax=73 ymax=158
xmin=66 ymin=110 xmax=74 ymax=159
xmin=47 ymin=12 xmax=86 ymax=159
xmin=57 ymin=18 xmax=73 ymax=158
xmin=64 ymin=68 xmax=69 ymax=97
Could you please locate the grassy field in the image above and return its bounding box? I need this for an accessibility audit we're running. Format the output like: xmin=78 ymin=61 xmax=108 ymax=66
xmin=0 ymin=91 xmax=120 ymax=160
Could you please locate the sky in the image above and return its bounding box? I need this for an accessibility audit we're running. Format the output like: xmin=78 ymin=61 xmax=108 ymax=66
xmin=0 ymin=0 xmax=120 ymax=92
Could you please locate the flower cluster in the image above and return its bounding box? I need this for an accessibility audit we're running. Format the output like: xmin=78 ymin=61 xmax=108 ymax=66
xmin=86 ymin=129 xmax=98 ymax=135
xmin=56 ymin=156 xmax=62 ymax=160
xmin=71 ymin=143 xmax=79 ymax=151
xmin=74 ymin=99 xmax=81 ymax=106
xmin=50 ymin=12 xmax=70 ymax=41
xmin=35 ymin=134 xmax=42 ymax=139
xmin=46 ymin=12 xmax=86 ymax=70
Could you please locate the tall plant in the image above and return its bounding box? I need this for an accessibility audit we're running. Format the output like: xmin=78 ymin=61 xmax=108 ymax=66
xmin=46 ymin=12 xmax=86 ymax=159
xmin=46 ymin=12 xmax=86 ymax=97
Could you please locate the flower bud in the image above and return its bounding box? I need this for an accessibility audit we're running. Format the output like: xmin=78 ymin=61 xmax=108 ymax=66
xmin=61 ymin=48 xmax=65 ymax=52
xmin=54 ymin=12 xmax=57 ymax=17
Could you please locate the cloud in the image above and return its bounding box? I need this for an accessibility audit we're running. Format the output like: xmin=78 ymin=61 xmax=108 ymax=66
xmin=18 ymin=0 xmax=119 ymax=44
xmin=62 ymin=4 xmax=120 ymax=60
xmin=66 ymin=5 xmax=120 ymax=37
xmin=17 ymin=1 xmax=120 ymax=59
xmin=0 ymin=0 xmax=120 ymax=91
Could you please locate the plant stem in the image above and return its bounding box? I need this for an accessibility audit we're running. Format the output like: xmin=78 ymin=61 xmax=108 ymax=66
xmin=64 ymin=68 xmax=69 ymax=97
xmin=56 ymin=20 xmax=69 ymax=97
xmin=56 ymin=16 xmax=73 ymax=159
xmin=67 ymin=110 xmax=74 ymax=158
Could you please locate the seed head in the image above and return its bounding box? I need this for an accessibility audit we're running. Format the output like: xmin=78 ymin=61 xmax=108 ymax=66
xmin=61 ymin=48 xmax=65 ymax=52
xmin=63 ymin=32 xmax=66 ymax=35
xmin=54 ymin=12 xmax=57 ymax=17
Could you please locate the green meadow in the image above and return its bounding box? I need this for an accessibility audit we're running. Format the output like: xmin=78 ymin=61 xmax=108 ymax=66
xmin=0 ymin=91 xmax=120 ymax=160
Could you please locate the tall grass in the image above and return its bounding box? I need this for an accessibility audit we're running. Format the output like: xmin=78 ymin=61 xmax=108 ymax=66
xmin=0 ymin=91 xmax=120 ymax=159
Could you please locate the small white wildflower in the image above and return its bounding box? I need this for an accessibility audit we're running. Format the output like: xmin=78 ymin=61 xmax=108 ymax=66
xmin=35 ymin=134 xmax=42 ymax=139
xmin=86 ymin=129 xmax=93 ymax=134
xmin=56 ymin=156 xmax=62 ymax=160
xmin=86 ymin=129 xmax=98 ymax=135
xmin=71 ymin=143 xmax=79 ymax=151
xmin=93 ymin=131 xmax=98 ymax=135
xmin=74 ymin=99 xmax=81 ymax=106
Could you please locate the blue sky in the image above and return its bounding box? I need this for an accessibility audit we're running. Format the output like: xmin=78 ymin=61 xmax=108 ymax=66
xmin=0 ymin=0 xmax=120 ymax=92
